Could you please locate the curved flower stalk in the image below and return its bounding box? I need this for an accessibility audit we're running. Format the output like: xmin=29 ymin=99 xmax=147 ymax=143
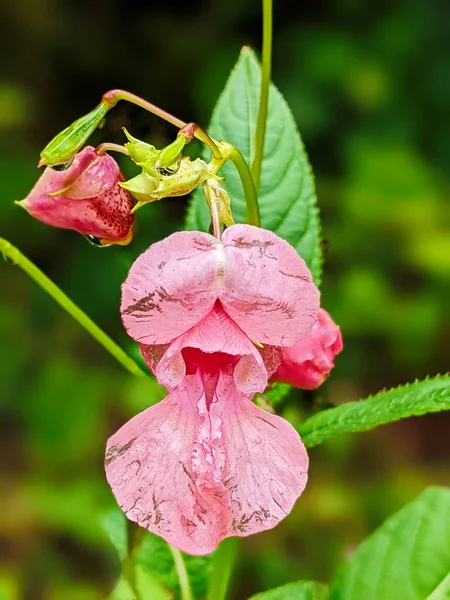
xmin=274 ymin=308 xmax=343 ymax=389
xmin=105 ymin=224 xmax=320 ymax=555
xmin=18 ymin=147 xmax=134 ymax=246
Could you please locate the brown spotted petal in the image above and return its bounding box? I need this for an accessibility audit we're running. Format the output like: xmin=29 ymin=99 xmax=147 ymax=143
xmin=105 ymin=368 xmax=308 ymax=556
xmin=19 ymin=146 xmax=134 ymax=245
xmin=121 ymin=224 xmax=320 ymax=345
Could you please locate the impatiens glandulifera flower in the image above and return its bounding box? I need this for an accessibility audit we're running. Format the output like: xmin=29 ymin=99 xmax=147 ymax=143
xmin=106 ymin=224 xmax=321 ymax=555
xmin=18 ymin=146 xmax=134 ymax=246
xmin=273 ymin=308 xmax=343 ymax=390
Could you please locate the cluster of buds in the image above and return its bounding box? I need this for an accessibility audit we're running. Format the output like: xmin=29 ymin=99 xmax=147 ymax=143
xmin=19 ymin=96 xmax=233 ymax=245
xmin=19 ymin=90 xmax=343 ymax=555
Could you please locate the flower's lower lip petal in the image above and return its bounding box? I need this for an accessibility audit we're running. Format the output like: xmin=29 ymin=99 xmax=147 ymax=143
xmin=105 ymin=374 xmax=225 ymax=556
xmin=214 ymin=371 xmax=308 ymax=538
xmin=105 ymin=371 xmax=308 ymax=556
xmin=220 ymin=224 xmax=320 ymax=347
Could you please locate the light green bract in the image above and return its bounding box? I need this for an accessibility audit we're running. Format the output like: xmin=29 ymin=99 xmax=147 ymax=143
xmin=186 ymin=47 xmax=322 ymax=285
xmin=299 ymin=375 xmax=450 ymax=448
xmin=39 ymin=101 xmax=109 ymax=166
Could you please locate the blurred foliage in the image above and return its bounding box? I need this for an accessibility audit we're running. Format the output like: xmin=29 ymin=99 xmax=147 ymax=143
xmin=0 ymin=0 xmax=449 ymax=598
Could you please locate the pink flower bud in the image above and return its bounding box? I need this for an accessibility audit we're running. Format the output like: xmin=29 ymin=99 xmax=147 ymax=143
xmin=18 ymin=147 xmax=134 ymax=245
xmin=274 ymin=309 xmax=343 ymax=390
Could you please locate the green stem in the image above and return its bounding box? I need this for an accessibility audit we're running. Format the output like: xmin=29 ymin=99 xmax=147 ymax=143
xmin=0 ymin=238 xmax=146 ymax=378
xmin=251 ymin=0 xmax=273 ymax=190
xmin=192 ymin=125 xmax=223 ymax=160
xmin=103 ymin=89 xmax=186 ymax=130
xmin=168 ymin=546 xmax=193 ymax=600
xmin=207 ymin=538 xmax=238 ymax=600
xmin=96 ymin=142 xmax=130 ymax=156
xmin=102 ymin=90 xmax=222 ymax=159
xmin=228 ymin=146 xmax=261 ymax=227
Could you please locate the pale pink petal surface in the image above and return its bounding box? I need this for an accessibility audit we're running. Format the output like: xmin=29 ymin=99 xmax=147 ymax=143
xmin=220 ymin=225 xmax=320 ymax=346
xmin=121 ymin=231 xmax=225 ymax=344
xmin=64 ymin=152 xmax=119 ymax=200
xmin=148 ymin=303 xmax=269 ymax=393
xmin=274 ymin=308 xmax=343 ymax=389
xmin=122 ymin=225 xmax=320 ymax=347
xmin=105 ymin=369 xmax=308 ymax=556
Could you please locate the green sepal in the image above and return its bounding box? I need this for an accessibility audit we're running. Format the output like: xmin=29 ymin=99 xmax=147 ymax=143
xmin=39 ymin=101 xmax=109 ymax=166
xmin=203 ymin=179 xmax=234 ymax=226
xmin=120 ymin=171 xmax=158 ymax=207
xmin=121 ymin=158 xmax=214 ymax=209
xmin=123 ymin=128 xmax=159 ymax=165
xmin=155 ymin=129 xmax=193 ymax=170
xmin=153 ymin=158 xmax=212 ymax=199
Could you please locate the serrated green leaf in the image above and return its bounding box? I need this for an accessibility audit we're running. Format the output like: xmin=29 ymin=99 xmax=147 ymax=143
xmin=136 ymin=532 xmax=214 ymax=600
xmin=249 ymin=580 xmax=329 ymax=600
xmin=186 ymin=47 xmax=322 ymax=284
xmin=298 ymin=376 xmax=450 ymax=448
xmin=330 ymin=487 xmax=450 ymax=600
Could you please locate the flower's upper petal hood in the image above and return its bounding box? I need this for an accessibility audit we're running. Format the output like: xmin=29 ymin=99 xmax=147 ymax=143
xmin=122 ymin=225 xmax=320 ymax=347
xmin=121 ymin=231 xmax=224 ymax=344
xmin=220 ymin=225 xmax=320 ymax=346
xmin=105 ymin=371 xmax=308 ymax=556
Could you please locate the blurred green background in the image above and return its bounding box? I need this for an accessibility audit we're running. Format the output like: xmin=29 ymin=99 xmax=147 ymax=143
xmin=1 ymin=0 xmax=449 ymax=598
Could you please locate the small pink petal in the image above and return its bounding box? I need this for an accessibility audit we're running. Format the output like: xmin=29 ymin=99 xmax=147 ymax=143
xmin=150 ymin=303 xmax=268 ymax=393
xmin=19 ymin=147 xmax=134 ymax=243
xmin=220 ymin=224 xmax=320 ymax=346
xmin=105 ymin=370 xmax=308 ymax=556
xmin=274 ymin=308 xmax=343 ymax=389
xmin=121 ymin=231 xmax=224 ymax=344
xmin=64 ymin=153 xmax=119 ymax=200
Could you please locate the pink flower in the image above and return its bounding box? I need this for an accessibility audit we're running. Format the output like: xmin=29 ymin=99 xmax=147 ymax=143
xmin=18 ymin=146 xmax=134 ymax=245
xmin=274 ymin=309 xmax=343 ymax=390
xmin=106 ymin=224 xmax=320 ymax=555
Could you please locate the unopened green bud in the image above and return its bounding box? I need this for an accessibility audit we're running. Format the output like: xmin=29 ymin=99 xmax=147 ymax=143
xmin=203 ymin=179 xmax=234 ymax=226
xmin=155 ymin=124 xmax=195 ymax=170
xmin=119 ymin=158 xmax=214 ymax=212
xmin=152 ymin=158 xmax=213 ymax=201
xmin=123 ymin=129 xmax=159 ymax=165
xmin=39 ymin=101 xmax=110 ymax=167
xmin=119 ymin=171 xmax=158 ymax=209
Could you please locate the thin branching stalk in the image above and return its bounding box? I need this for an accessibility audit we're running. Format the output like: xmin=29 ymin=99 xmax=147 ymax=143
xmin=0 ymin=238 xmax=146 ymax=377
xmin=168 ymin=546 xmax=193 ymax=600
xmin=251 ymin=0 xmax=273 ymax=190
